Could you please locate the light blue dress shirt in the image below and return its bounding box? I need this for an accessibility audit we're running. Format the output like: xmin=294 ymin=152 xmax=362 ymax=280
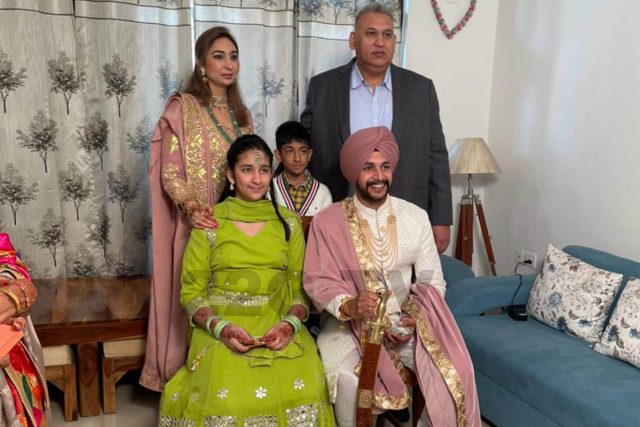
xmin=349 ymin=64 xmax=393 ymax=133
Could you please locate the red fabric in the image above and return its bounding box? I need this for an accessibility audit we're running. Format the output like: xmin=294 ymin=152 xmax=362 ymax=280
xmin=5 ymin=375 xmax=27 ymax=425
xmin=5 ymin=343 xmax=47 ymax=426
xmin=0 ymin=234 xmax=48 ymax=426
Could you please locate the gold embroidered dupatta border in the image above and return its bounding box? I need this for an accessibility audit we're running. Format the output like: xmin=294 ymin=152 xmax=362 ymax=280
xmin=4 ymin=342 xmax=49 ymax=427
xmin=339 ymin=196 xmax=467 ymax=425
xmin=339 ymin=197 xmax=384 ymax=293
xmin=339 ymin=197 xmax=410 ymax=410
xmin=180 ymin=94 xmax=230 ymax=206
xmin=180 ymin=94 xmax=212 ymax=204
xmin=404 ymin=299 xmax=468 ymax=427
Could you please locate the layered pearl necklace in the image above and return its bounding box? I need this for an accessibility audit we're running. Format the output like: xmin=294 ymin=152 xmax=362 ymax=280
xmin=359 ymin=201 xmax=398 ymax=272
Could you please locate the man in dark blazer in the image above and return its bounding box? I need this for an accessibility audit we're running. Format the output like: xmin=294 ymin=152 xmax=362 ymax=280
xmin=301 ymin=3 xmax=453 ymax=252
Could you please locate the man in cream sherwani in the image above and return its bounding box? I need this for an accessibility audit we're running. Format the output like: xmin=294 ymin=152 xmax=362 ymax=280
xmin=303 ymin=126 xmax=480 ymax=427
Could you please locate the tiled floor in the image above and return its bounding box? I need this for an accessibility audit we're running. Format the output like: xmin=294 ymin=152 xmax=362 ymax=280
xmin=49 ymin=374 xmax=492 ymax=426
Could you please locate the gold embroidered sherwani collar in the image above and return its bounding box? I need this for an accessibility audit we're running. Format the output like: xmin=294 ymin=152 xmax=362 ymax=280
xmin=353 ymin=194 xmax=391 ymax=219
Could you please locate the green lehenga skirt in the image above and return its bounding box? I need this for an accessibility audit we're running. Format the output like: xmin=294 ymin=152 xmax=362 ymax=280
xmin=159 ymin=325 xmax=335 ymax=426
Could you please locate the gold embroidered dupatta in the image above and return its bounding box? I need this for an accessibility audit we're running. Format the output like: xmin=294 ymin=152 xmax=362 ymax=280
xmin=339 ymin=197 xmax=473 ymax=426
xmin=143 ymin=93 xmax=252 ymax=391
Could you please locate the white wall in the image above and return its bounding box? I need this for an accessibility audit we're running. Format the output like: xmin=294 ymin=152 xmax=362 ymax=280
xmin=487 ymin=0 xmax=640 ymax=275
xmin=404 ymin=0 xmax=499 ymax=274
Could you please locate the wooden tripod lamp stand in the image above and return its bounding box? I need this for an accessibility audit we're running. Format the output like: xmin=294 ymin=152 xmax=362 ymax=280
xmin=449 ymin=138 xmax=502 ymax=275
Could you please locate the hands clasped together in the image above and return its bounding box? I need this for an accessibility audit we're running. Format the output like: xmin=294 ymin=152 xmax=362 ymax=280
xmin=213 ymin=319 xmax=296 ymax=353
xmin=189 ymin=205 xmax=218 ymax=230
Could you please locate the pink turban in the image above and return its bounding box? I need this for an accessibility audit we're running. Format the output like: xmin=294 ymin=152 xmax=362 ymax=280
xmin=339 ymin=126 xmax=400 ymax=184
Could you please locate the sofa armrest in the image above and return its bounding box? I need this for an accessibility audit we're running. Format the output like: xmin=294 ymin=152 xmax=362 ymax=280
xmin=440 ymin=255 xmax=475 ymax=288
xmin=445 ymin=274 xmax=538 ymax=317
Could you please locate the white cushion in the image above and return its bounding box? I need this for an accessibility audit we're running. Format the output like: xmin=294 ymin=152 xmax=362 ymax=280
xmin=43 ymin=345 xmax=74 ymax=366
xmin=527 ymin=244 xmax=623 ymax=342
xmin=594 ymin=277 xmax=640 ymax=368
xmin=103 ymin=338 xmax=146 ymax=358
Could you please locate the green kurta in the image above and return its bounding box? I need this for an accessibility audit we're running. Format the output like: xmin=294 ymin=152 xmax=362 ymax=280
xmin=159 ymin=197 xmax=334 ymax=426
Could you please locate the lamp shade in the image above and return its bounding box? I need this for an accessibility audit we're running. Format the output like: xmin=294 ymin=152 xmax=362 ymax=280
xmin=449 ymin=137 xmax=502 ymax=175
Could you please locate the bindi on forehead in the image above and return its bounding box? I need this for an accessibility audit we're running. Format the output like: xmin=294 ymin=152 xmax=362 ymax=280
xmin=252 ymin=150 xmax=265 ymax=164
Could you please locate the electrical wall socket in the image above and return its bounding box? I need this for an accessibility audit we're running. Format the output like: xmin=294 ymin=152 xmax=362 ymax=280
xmin=513 ymin=249 xmax=538 ymax=268
xmin=522 ymin=251 xmax=537 ymax=268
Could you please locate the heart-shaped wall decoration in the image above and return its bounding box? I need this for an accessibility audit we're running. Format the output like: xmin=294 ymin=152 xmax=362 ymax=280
xmin=431 ymin=0 xmax=477 ymax=40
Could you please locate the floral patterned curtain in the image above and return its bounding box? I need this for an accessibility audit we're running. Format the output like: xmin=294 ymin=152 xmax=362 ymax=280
xmin=0 ymin=0 xmax=402 ymax=280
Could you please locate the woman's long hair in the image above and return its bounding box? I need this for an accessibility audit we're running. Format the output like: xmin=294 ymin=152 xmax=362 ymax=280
xmin=222 ymin=135 xmax=291 ymax=241
xmin=183 ymin=26 xmax=250 ymax=128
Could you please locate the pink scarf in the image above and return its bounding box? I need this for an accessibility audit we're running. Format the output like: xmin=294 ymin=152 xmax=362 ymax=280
xmin=0 ymin=233 xmax=30 ymax=280
xmin=304 ymin=203 xmax=480 ymax=426
xmin=140 ymin=96 xmax=191 ymax=391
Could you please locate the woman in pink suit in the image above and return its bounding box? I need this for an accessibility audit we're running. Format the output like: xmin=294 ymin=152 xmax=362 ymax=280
xmin=142 ymin=26 xmax=253 ymax=391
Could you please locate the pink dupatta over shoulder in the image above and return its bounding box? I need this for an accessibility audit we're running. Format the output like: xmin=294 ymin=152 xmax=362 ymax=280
xmin=142 ymin=92 xmax=252 ymax=391
xmin=142 ymin=92 xmax=251 ymax=390
xmin=141 ymin=95 xmax=198 ymax=391
xmin=304 ymin=202 xmax=480 ymax=426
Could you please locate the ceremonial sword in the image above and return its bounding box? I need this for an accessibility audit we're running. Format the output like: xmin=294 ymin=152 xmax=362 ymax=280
xmin=355 ymin=288 xmax=389 ymax=427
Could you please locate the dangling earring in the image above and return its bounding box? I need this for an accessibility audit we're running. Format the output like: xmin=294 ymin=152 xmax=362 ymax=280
xmin=200 ymin=67 xmax=207 ymax=83
xmin=230 ymin=180 xmax=235 ymax=191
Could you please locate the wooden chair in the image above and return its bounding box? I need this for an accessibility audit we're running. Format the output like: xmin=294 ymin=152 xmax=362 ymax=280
xmin=301 ymin=215 xmax=313 ymax=240
xmin=43 ymin=345 xmax=78 ymax=421
xmin=375 ymin=371 xmax=425 ymax=427
xmin=101 ymin=338 xmax=146 ymax=414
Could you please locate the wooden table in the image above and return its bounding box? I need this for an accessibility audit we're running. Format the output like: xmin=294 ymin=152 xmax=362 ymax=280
xmin=31 ymin=276 xmax=149 ymax=417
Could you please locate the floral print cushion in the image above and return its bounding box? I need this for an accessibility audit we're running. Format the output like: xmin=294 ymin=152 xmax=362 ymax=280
xmin=594 ymin=277 xmax=640 ymax=368
xmin=527 ymin=244 xmax=624 ymax=342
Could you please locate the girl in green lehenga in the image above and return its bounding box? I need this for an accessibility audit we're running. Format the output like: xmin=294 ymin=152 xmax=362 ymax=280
xmin=159 ymin=135 xmax=335 ymax=426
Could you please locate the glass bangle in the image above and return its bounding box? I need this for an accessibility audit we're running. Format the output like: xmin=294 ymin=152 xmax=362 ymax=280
xmin=205 ymin=314 xmax=220 ymax=335
xmin=283 ymin=314 xmax=301 ymax=334
xmin=213 ymin=320 xmax=231 ymax=340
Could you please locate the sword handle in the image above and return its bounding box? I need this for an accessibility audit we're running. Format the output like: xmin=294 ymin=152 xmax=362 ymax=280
xmin=367 ymin=288 xmax=389 ymax=345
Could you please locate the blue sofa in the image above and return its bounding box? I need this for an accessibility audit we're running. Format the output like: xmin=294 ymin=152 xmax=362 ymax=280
xmin=446 ymin=246 xmax=640 ymax=427
xmin=440 ymin=254 xmax=476 ymax=285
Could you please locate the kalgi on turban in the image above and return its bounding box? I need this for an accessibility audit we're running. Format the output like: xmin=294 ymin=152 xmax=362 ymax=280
xmin=339 ymin=126 xmax=400 ymax=184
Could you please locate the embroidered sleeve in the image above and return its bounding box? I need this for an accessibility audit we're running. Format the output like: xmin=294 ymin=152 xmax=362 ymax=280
xmin=180 ymin=229 xmax=215 ymax=320
xmin=286 ymin=217 xmax=310 ymax=319
xmin=161 ymin=129 xmax=197 ymax=211
xmin=414 ymin=210 xmax=446 ymax=296
xmin=161 ymin=133 xmax=191 ymax=207
xmin=326 ymin=294 xmax=355 ymax=321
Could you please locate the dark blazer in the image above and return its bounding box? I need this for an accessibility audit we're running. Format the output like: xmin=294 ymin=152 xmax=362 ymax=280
xmin=300 ymin=60 xmax=453 ymax=226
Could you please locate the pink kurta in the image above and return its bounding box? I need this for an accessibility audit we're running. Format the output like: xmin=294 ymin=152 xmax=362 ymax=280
xmin=141 ymin=93 xmax=251 ymax=391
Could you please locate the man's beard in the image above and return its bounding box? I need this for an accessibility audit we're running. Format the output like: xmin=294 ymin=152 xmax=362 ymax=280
xmin=356 ymin=179 xmax=390 ymax=204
